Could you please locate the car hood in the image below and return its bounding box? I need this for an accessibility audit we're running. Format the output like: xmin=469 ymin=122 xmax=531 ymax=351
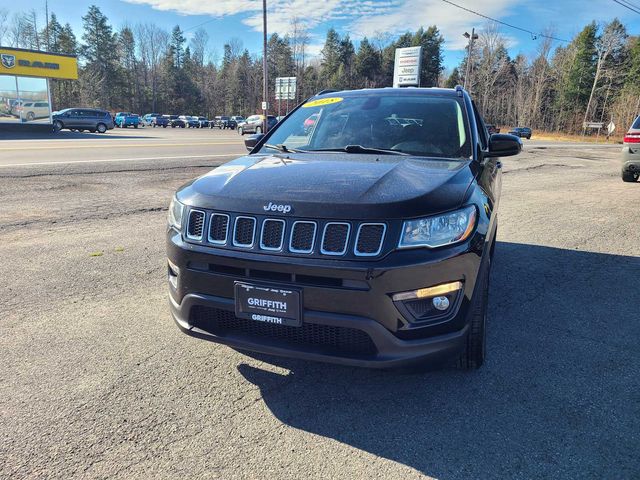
xmin=177 ymin=153 xmax=475 ymax=219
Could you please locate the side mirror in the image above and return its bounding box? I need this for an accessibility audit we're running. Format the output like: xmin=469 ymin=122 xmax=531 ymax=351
xmin=244 ymin=133 xmax=264 ymax=152
xmin=487 ymin=133 xmax=522 ymax=157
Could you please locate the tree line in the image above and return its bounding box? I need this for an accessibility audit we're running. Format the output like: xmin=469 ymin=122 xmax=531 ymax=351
xmin=1 ymin=5 xmax=638 ymax=133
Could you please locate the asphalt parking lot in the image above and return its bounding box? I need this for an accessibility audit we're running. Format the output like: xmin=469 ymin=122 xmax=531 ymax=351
xmin=0 ymin=128 xmax=638 ymax=479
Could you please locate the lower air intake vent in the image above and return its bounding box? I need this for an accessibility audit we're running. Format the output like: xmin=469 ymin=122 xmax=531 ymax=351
xmin=233 ymin=216 xmax=256 ymax=247
xmin=355 ymin=223 xmax=386 ymax=256
xmin=187 ymin=210 xmax=205 ymax=239
xmin=321 ymin=223 xmax=350 ymax=255
xmin=190 ymin=306 xmax=377 ymax=356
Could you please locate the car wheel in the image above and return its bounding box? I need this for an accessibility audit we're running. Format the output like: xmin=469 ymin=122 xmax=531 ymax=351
xmin=238 ymin=127 xmax=243 ymax=135
xmin=134 ymin=124 xmax=138 ymax=129
xmin=27 ymin=112 xmax=35 ymax=121
xmin=256 ymin=126 xmax=262 ymax=134
xmin=527 ymin=135 xmax=531 ymax=140
xmin=163 ymin=125 xmax=167 ymax=128
xmin=53 ymin=120 xmax=63 ymax=132
xmin=622 ymin=171 xmax=639 ymax=182
xmin=457 ymin=256 xmax=490 ymax=370
xmin=97 ymin=123 xmax=107 ymax=134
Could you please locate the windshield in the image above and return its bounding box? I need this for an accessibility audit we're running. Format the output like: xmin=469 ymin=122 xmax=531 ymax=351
xmin=260 ymin=94 xmax=471 ymax=159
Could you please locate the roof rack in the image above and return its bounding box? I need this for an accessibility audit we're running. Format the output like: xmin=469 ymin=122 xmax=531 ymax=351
xmin=316 ymin=89 xmax=339 ymax=95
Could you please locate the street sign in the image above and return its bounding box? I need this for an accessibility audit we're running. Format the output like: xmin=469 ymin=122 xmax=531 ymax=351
xmin=261 ymin=101 xmax=268 ymax=111
xmin=275 ymin=77 xmax=297 ymax=100
xmin=583 ymin=121 xmax=604 ymax=129
xmin=393 ymin=46 xmax=422 ymax=88
xmin=607 ymin=121 xmax=615 ymax=135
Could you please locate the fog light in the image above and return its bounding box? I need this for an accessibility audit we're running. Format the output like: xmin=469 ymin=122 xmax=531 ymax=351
xmin=432 ymin=296 xmax=450 ymax=311
xmin=168 ymin=259 xmax=179 ymax=289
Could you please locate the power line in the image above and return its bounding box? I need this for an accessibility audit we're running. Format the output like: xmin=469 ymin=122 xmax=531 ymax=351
xmin=440 ymin=0 xmax=569 ymax=43
xmin=612 ymin=0 xmax=640 ymax=14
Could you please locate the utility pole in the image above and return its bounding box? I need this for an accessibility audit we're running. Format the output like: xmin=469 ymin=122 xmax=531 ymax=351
xmin=463 ymin=28 xmax=478 ymax=92
xmin=262 ymin=0 xmax=268 ymax=134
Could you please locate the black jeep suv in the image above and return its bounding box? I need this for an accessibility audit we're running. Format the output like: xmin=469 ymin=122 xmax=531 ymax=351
xmin=167 ymin=87 xmax=521 ymax=369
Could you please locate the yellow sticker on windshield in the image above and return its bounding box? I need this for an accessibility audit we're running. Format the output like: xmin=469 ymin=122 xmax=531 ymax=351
xmin=302 ymin=97 xmax=343 ymax=108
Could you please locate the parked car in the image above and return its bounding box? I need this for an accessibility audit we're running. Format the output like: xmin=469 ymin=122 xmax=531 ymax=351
xmin=237 ymin=114 xmax=278 ymax=135
xmin=114 ymin=112 xmax=140 ymax=128
xmin=16 ymin=101 xmax=50 ymax=121
xmin=185 ymin=116 xmax=200 ymax=128
xmin=486 ymin=124 xmax=500 ymax=135
xmin=167 ymin=86 xmax=522 ymax=370
xmin=154 ymin=115 xmax=170 ymax=128
xmin=142 ymin=113 xmax=160 ymax=126
xmin=621 ymin=115 xmax=640 ymax=183
xmin=197 ymin=117 xmax=210 ymax=128
xmin=52 ymin=108 xmax=114 ymax=133
xmin=231 ymin=115 xmax=245 ymax=125
xmin=213 ymin=115 xmax=236 ymax=130
xmin=170 ymin=115 xmax=186 ymax=128
xmin=508 ymin=127 xmax=531 ymax=139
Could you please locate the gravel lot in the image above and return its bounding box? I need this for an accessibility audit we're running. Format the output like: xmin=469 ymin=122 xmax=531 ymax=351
xmin=0 ymin=130 xmax=638 ymax=479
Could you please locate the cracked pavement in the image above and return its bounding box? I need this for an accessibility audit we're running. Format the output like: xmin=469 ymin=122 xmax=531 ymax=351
xmin=0 ymin=135 xmax=638 ymax=479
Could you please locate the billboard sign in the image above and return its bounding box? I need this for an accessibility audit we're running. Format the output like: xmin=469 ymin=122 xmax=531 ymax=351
xmin=393 ymin=46 xmax=422 ymax=87
xmin=275 ymin=77 xmax=297 ymax=100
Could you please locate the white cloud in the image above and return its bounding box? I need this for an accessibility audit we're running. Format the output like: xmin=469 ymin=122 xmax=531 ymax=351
xmin=348 ymin=0 xmax=515 ymax=50
xmin=125 ymin=0 xmax=519 ymax=52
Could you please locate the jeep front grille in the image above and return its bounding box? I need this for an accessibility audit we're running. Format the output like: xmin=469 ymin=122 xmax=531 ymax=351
xmin=208 ymin=214 xmax=229 ymax=244
xmin=233 ymin=216 xmax=256 ymax=247
xmin=321 ymin=223 xmax=350 ymax=255
xmin=186 ymin=210 xmax=205 ymax=240
xmin=290 ymin=221 xmax=316 ymax=253
xmin=184 ymin=211 xmax=388 ymax=259
xmin=260 ymin=219 xmax=285 ymax=250
xmin=354 ymin=223 xmax=386 ymax=256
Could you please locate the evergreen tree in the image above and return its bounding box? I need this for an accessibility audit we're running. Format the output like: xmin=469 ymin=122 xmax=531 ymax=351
xmin=320 ymin=28 xmax=341 ymax=88
xmin=355 ymin=37 xmax=381 ymax=87
xmin=559 ymin=23 xmax=597 ymax=118
xmin=445 ymin=68 xmax=461 ymax=88
xmin=80 ymin=5 xmax=118 ymax=107
xmin=170 ymin=25 xmax=186 ymax=69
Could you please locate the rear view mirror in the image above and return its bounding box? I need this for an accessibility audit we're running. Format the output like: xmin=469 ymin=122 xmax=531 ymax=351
xmin=487 ymin=133 xmax=522 ymax=157
xmin=244 ymin=134 xmax=265 ymax=152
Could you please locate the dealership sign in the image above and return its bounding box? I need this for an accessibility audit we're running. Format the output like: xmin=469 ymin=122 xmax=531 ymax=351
xmin=0 ymin=48 xmax=78 ymax=80
xmin=393 ymin=46 xmax=422 ymax=87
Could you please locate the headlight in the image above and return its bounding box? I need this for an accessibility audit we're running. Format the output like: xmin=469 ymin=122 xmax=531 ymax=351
xmin=398 ymin=206 xmax=477 ymax=249
xmin=168 ymin=196 xmax=184 ymax=230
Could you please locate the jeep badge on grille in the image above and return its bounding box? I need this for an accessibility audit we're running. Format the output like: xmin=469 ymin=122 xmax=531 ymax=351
xmin=263 ymin=202 xmax=292 ymax=214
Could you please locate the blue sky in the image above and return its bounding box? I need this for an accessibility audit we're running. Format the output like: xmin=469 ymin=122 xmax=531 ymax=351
xmin=1 ymin=0 xmax=639 ymax=69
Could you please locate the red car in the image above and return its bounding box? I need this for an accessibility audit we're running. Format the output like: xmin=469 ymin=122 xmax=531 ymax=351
xmin=304 ymin=113 xmax=318 ymax=132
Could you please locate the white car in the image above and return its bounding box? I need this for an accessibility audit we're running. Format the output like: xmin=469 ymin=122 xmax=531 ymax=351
xmin=17 ymin=101 xmax=50 ymax=121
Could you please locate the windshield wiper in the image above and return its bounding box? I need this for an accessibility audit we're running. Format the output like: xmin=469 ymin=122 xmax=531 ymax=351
xmin=263 ymin=143 xmax=305 ymax=153
xmin=308 ymin=145 xmax=410 ymax=155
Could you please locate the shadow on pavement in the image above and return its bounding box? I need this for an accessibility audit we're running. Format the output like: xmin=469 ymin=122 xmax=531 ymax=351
xmin=0 ymin=130 xmax=150 ymax=140
xmin=237 ymin=242 xmax=639 ymax=478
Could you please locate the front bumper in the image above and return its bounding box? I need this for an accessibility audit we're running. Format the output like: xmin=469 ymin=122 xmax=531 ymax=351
xmin=167 ymin=230 xmax=488 ymax=368
xmin=622 ymin=146 xmax=640 ymax=172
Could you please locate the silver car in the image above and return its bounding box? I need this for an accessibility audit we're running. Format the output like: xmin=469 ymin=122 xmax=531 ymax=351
xmin=622 ymin=116 xmax=640 ymax=182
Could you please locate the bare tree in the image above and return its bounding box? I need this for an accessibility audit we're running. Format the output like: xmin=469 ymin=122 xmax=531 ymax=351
xmin=583 ymin=19 xmax=627 ymax=127
xmin=190 ymin=28 xmax=209 ymax=67
xmin=136 ymin=23 xmax=169 ymax=112
xmin=0 ymin=8 xmax=9 ymax=45
xmin=289 ymin=16 xmax=310 ymax=102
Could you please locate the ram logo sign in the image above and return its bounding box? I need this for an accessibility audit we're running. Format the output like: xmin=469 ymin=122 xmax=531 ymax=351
xmin=1 ymin=54 xmax=15 ymax=69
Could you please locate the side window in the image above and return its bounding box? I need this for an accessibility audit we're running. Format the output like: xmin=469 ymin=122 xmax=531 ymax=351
xmin=471 ymin=101 xmax=488 ymax=150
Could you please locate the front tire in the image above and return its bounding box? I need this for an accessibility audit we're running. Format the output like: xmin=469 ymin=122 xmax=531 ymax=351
xmin=238 ymin=127 xmax=244 ymax=135
xmin=622 ymin=171 xmax=639 ymax=182
xmin=255 ymin=126 xmax=262 ymax=134
xmin=97 ymin=123 xmax=107 ymax=134
xmin=53 ymin=120 xmax=63 ymax=132
xmin=457 ymin=256 xmax=490 ymax=370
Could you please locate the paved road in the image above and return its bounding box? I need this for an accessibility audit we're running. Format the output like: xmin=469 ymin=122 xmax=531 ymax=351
xmin=0 ymin=138 xmax=638 ymax=479
xmin=0 ymin=127 xmax=247 ymax=167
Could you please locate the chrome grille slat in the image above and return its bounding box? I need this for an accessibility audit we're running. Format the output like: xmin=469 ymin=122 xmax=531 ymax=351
xmin=186 ymin=210 xmax=205 ymax=240
xmin=260 ymin=219 xmax=286 ymax=251
xmin=233 ymin=216 xmax=256 ymax=247
xmin=320 ymin=222 xmax=351 ymax=256
xmin=208 ymin=213 xmax=229 ymax=244
xmin=289 ymin=221 xmax=317 ymax=253
xmin=354 ymin=223 xmax=386 ymax=256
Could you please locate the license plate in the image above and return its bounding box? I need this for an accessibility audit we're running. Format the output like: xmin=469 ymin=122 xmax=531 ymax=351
xmin=234 ymin=282 xmax=302 ymax=327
